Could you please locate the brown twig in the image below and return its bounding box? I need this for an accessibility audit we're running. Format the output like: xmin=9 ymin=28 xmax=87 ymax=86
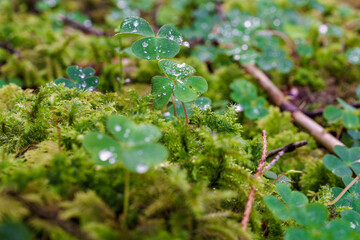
xmin=242 ymin=64 xmax=344 ymax=153
xmin=216 ymin=2 xmax=226 ymax=22
xmin=58 ymin=14 xmax=106 ymax=36
xmin=0 ymin=42 xmax=21 ymax=57
xmin=240 ymin=130 xmax=267 ymax=232
xmin=262 ymin=140 xmax=308 ymax=174
xmin=264 ymin=172 xmax=287 ymax=190
xmin=152 ymin=0 xmax=163 ymax=33
xmin=7 ymin=191 xmax=97 ymax=240
xmin=344 ymin=18 xmax=360 ymax=30
xmin=267 ymin=140 xmax=308 ymax=159
xmin=325 ymin=173 xmax=360 ymax=206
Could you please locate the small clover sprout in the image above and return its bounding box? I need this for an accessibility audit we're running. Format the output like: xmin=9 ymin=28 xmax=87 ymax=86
xmin=323 ymin=98 xmax=360 ymax=129
xmin=83 ymin=115 xmax=168 ymax=173
xmin=264 ymin=183 xmax=359 ymax=239
xmin=168 ymin=96 xmax=212 ymax=119
xmin=346 ymin=48 xmax=360 ymax=65
xmin=55 ymin=65 xmax=99 ymax=91
xmin=332 ymin=176 xmax=360 ymax=211
xmin=257 ymin=49 xmax=294 ymax=73
xmin=323 ymin=145 xmax=360 ymax=178
xmin=151 ymin=59 xmax=208 ymax=109
xmin=264 ymin=171 xmax=292 ymax=186
xmin=115 ymin=17 xmax=189 ymax=60
xmin=230 ymin=79 xmax=268 ymax=119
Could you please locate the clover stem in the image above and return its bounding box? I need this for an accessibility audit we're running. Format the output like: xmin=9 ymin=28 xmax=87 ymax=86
xmin=171 ymin=94 xmax=177 ymax=117
xmin=181 ymin=102 xmax=189 ymax=125
xmin=118 ymin=38 xmax=124 ymax=93
xmin=325 ymin=173 xmax=360 ymax=206
xmin=122 ymin=170 xmax=130 ymax=229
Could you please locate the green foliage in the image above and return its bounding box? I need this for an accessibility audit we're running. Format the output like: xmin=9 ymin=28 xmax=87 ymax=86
xmin=55 ymin=65 xmax=100 ymax=91
xmin=0 ymin=222 xmax=31 ymax=240
xmin=230 ymin=79 xmax=268 ymax=119
xmin=152 ymin=59 xmax=208 ymax=108
xmin=83 ymin=115 xmax=168 ymax=173
xmin=346 ymin=48 xmax=360 ymax=65
xmin=323 ymin=145 xmax=360 ymax=177
xmin=323 ymin=98 xmax=360 ymax=129
xmin=115 ymin=17 xmax=189 ymax=60
xmin=168 ymin=96 xmax=211 ymax=118
xmin=265 ymin=184 xmax=360 ymax=239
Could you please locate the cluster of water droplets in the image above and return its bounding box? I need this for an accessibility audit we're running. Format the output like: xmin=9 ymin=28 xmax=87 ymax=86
xmin=98 ymin=147 xmax=117 ymax=164
xmin=347 ymin=48 xmax=360 ymax=65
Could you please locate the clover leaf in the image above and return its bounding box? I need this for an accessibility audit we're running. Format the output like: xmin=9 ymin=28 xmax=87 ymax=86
xmin=323 ymin=99 xmax=360 ymax=129
xmin=264 ymin=183 xmax=359 ymax=239
xmin=115 ymin=17 xmax=189 ymax=60
xmin=55 ymin=65 xmax=99 ymax=91
xmin=257 ymin=49 xmax=294 ymax=73
xmin=151 ymin=60 xmax=208 ymax=109
xmin=346 ymin=48 xmax=360 ymax=65
xmin=83 ymin=115 xmax=168 ymax=173
xmin=341 ymin=210 xmax=360 ymax=234
xmin=264 ymin=171 xmax=292 ymax=186
xmin=323 ymin=145 xmax=360 ymax=177
xmin=331 ymin=175 xmax=360 ymax=211
xmin=230 ymin=79 xmax=268 ymax=119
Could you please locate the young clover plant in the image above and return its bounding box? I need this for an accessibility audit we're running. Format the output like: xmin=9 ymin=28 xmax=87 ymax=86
xmin=323 ymin=145 xmax=360 ymax=178
xmin=152 ymin=59 xmax=208 ymax=108
xmin=83 ymin=115 xmax=168 ymax=173
xmin=55 ymin=65 xmax=99 ymax=91
xmin=83 ymin=115 xmax=168 ymax=228
xmin=346 ymin=47 xmax=360 ymax=65
xmin=323 ymin=98 xmax=360 ymax=129
xmin=323 ymin=145 xmax=360 ymax=222
xmin=114 ymin=16 xmax=189 ymax=60
xmin=230 ymin=79 xmax=268 ymax=119
xmin=115 ymin=17 xmax=208 ymax=125
xmin=264 ymin=183 xmax=360 ymax=239
xmin=264 ymin=171 xmax=292 ymax=187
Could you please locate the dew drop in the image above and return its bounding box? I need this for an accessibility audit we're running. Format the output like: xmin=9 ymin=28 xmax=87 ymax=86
xmin=123 ymin=129 xmax=130 ymax=138
xmin=182 ymin=41 xmax=190 ymax=47
xmin=142 ymin=42 xmax=148 ymax=47
xmin=319 ymin=24 xmax=328 ymax=34
xmin=133 ymin=20 xmax=139 ymax=27
xmin=115 ymin=125 xmax=122 ymax=132
xmin=99 ymin=149 xmax=113 ymax=161
xmin=136 ymin=163 xmax=149 ymax=173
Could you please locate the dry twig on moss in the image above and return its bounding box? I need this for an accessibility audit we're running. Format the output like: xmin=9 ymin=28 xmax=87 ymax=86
xmin=242 ymin=64 xmax=344 ymax=153
xmin=240 ymin=130 xmax=267 ymax=232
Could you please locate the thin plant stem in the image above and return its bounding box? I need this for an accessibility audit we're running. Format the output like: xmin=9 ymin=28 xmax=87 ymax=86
xmin=122 ymin=170 xmax=130 ymax=229
xmin=51 ymin=106 xmax=61 ymax=152
xmin=118 ymin=38 xmax=124 ymax=93
xmin=264 ymin=172 xmax=287 ymax=190
xmin=171 ymin=94 xmax=177 ymax=117
xmin=181 ymin=102 xmax=189 ymax=125
xmin=325 ymin=173 xmax=360 ymax=206
xmin=240 ymin=130 xmax=267 ymax=231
